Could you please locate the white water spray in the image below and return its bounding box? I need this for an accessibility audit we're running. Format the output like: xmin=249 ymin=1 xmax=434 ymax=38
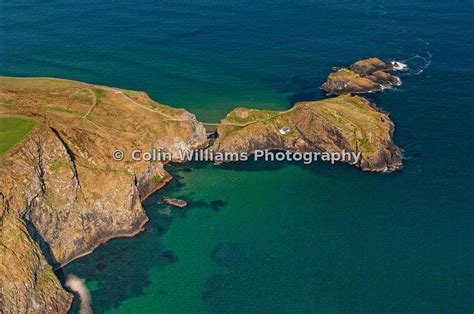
xmin=65 ymin=274 xmax=92 ymax=314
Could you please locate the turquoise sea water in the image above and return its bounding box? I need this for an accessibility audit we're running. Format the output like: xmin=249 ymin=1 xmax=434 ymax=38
xmin=1 ymin=0 xmax=473 ymax=312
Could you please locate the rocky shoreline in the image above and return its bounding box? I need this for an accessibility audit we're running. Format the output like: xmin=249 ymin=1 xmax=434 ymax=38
xmin=0 ymin=59 xmax=404 ymax=312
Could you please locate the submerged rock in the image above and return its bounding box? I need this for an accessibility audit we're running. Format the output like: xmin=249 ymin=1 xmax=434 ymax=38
xmin=210 ymin=200 xmax=228 ymax=211
xmin=161 ymin=250 xmax=178 ymax=263
xmin=321 ymin=57 xmax=402 ymax=95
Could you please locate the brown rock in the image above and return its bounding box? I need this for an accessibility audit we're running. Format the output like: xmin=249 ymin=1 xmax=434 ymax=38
xmin=162 ymin=197 xmax=188 ymax=208
xmin=211 ymin=95 xmax=402 ymax=172
xmin=321 ymin=58 xmax=401 ymax=95
xmin=349 ymin=57 xmax=394 ymax=75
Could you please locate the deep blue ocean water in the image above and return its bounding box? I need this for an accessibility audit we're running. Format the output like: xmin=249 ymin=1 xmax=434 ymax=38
xmin=1 ymin=0 xmax=473 ymax=312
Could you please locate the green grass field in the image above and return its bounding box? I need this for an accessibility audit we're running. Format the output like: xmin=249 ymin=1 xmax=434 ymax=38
xmin=0 ymin=116 xmax=37 ymax=158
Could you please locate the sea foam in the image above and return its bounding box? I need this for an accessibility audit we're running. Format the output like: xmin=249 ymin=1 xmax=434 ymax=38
xmin=391 ymin=61 xmax=408 ymax=71
xmin=65 ymin=274 xmax=92 ymax=314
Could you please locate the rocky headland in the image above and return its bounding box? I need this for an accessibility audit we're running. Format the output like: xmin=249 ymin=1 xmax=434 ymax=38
xmin=211 ymin=95 xmax=402 ymax=172
xmin=0 ymin=77 xmax=207 ymax=312
xmin=0 ymin=58 xmax=403 ymax=313
xmin=321 ymin=57 xmax=403 ymax=95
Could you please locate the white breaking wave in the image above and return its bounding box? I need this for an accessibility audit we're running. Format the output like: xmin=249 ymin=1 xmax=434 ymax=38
xmin=391 ymin=61 xmax=408 ymax=71
xmin=65 ymin=274 xmax=92 ymax=314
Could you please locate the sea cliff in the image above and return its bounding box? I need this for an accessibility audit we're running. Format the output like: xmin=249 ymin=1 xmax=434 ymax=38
xmin=0 ymin=77 xmax=207 ymax=312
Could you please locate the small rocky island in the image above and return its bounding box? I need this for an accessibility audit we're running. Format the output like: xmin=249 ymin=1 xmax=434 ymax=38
xmin=162 ymin=197 xmax=188 ymax=208
xmin=210 ymin=94 xmax=402 ymax=172
xmin=0 ymin=57 xmax=404 ymax=313
xmin=321 ymin=57 xmax=403 ymax=95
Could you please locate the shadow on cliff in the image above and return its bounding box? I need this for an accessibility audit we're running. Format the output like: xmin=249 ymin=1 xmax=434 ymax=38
xmin=25 ymin=220 xmax=62 ymax=269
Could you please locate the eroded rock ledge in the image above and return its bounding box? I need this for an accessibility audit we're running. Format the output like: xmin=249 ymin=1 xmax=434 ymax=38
xmin=321 ymin=57 xmax=403 ymax=95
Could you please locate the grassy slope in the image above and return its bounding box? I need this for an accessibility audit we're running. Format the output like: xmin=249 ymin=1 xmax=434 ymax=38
xmin=0 ymin=116 xmax=37 ymax=158
xmin=221 ymin=95 xmax=382 ymax=133
xmin=0 ymin=76 xmax=203 ymax=161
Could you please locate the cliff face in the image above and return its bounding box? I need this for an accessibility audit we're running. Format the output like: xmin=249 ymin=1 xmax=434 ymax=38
xmin=211 ymin=95 xmax=402 ymax=172
xmin=1 ymin=193 xmax=72 ymax=313
xmin=321 ymin=58 xmax=402 ymax=95
xmin=0 ymin=77 xmax=207 ymax=312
